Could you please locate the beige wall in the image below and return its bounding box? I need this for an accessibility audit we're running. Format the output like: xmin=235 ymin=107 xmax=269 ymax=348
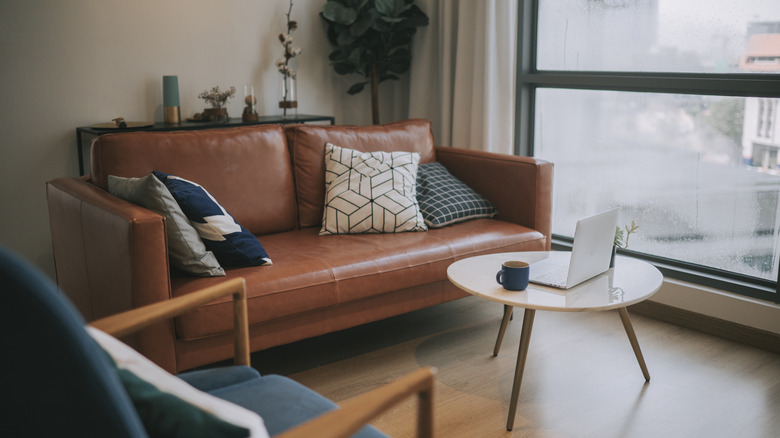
xmin=0 ymin=0 xmax=410 ymax=277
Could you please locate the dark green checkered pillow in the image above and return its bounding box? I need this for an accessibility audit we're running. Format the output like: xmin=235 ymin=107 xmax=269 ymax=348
xmin=416 ymin=162 xmax=498 ymax=228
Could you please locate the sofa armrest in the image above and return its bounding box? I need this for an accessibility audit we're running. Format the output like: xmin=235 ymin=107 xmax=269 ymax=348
xmin=434 ymin=146 xmax=553 ymax=249
xmin=46 ymin=176 xmax=177 ymax=370
xmin=277 ymin=367 xmax=436 ymax=438
xmin=91 ymin=277 xmax=250 ymax=367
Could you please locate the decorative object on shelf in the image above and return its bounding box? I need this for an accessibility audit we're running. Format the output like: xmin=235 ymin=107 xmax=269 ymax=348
xmin=612 ymin=220 xmax=639 ymax=267
xmin=277 ymin=0 xmax=301 ymax=118
xmin=196 ymin=85 xmax=236 ymax=122
xmin=162 ymin=75 xmax=181 ymax=124
xmin=242 ymin=84 xmax=258 ymax=122
xmin=321 ymin=0 xmax=428 ymax=124
xmin=90 ymin=118 xmax=153 ymax=130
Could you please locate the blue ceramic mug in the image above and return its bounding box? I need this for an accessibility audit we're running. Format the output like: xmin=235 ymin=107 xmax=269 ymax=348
xmin=496 ymin=261 xmax=530 ymax=291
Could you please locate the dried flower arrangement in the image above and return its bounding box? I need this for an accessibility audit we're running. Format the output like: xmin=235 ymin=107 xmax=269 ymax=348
xmin=276 ymin=0 xmax=301 ymax=115
xmin=198 ymin=86 xmax=236 ymax=109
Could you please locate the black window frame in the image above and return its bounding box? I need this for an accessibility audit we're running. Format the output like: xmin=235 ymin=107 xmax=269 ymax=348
xmin=514 ymin=0 xmax=780 ymax=303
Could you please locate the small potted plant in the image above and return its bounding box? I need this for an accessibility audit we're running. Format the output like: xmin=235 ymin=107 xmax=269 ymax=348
xmin=612 ymin=220 xmax=639 ymax=267
xmin=197 ymin=85 xmax=236 ymax=122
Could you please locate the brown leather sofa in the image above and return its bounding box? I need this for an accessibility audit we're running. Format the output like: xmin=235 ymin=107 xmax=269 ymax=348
xmin=46 ymin=119 xmax=553 ymax=373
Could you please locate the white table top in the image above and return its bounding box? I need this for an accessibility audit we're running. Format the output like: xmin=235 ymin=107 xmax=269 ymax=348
xmin=447 ymin=251 xmax=663 ymax=312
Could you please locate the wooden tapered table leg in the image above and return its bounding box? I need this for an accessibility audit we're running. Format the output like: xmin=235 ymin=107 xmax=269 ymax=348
xmin=493 ymin=304 xmax=514 ymax=356
xmin=507 ymin=308 xmax=536 ymax=431
xmin=618 ymin=307 xmax=650 ymax=381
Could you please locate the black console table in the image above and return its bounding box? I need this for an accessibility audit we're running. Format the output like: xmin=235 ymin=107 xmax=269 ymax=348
xmin=75 ymin=114 xmax=335 ymax=176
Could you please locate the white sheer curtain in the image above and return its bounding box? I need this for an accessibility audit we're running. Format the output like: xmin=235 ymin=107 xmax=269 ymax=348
xmin=408 ymin=0 xmax=518 ymax=154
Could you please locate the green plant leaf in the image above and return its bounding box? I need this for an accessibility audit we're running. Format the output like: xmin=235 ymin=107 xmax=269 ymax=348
xmin=333 ymin=62 xmax=356 ymax=75
xmin=323 ymin=1 xmax=358 ymax=25
xmin=350 ymin=14 xmax=373 ymax=37
xmin=403 ymin=12 xmax=429 ymax=28
xmin=390 ymin=32 xmax=412 ymax=47
xmin=347 ymin=82 xmax=367 ymax=94
xmin=380 ymin=15 xmax=405 ymax=23
xmin=387 ymin=58 xmax=411 ymax=74
xmin=614 ymin=227 xmax=625 ymax=248
xmin=337 ymin=29 xmax=356 ymax=46
xmin=328 ymin=49 xmax=348 ymax=61
xmin=348 ymin=47 xmax=365 ymax=66
xmin=394 ymin=0 xmax=408 ymax=15
xmin=369 ymin=9 xmax=393 ymax=32
xmin=375 ymin=0 xmax=396 ymax=16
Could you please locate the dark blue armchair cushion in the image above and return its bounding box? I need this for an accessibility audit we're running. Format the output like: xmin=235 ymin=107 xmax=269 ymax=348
xmin=153 ymin=171 xmax=271 ymax=268
xmin=115 ymin=366 xmax=250 ymax=438
xmin=199 ymin=374 xmax=387 ymax=438
xmin=88 ymin=327 xmax=270 ymax=438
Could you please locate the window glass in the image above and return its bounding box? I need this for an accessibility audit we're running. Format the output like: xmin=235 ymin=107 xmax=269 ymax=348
xmin=537 ymin=0 xmax=780 ymax=74
xmin=534 ymin=88 xmax=780 ymax=281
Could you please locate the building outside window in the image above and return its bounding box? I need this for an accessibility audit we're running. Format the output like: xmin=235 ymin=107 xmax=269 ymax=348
xmin=518 ymin=0 xmax=780 ymax=302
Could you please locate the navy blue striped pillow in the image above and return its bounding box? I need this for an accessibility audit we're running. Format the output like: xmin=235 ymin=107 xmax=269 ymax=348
xmin=153 ymin=171 xmax=271 ymax=268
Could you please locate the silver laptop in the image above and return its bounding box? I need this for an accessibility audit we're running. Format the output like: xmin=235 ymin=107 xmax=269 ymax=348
xmin=529 ymin=208 xmax=619 ymax=289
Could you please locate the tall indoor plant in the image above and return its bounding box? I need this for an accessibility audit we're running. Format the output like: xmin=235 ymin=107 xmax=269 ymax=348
xmin=321 ymin=0 xmax=428 ymax=124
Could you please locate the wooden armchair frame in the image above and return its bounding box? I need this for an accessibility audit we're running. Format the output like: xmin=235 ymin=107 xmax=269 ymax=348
xmin=90 ymin=278 xmax=435 ymax=438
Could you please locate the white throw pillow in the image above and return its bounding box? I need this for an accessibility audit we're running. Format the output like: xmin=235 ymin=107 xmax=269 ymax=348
xmin=320 ymin=143 xmax=427 ymax=235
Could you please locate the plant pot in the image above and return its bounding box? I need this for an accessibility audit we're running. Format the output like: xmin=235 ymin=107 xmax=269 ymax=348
xmin=203 ymin=107 xmax=228 ymax=123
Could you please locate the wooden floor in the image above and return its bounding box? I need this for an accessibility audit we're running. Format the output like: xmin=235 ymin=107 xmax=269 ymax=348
xmin=250 ymin=296 xmax=780 ymax=438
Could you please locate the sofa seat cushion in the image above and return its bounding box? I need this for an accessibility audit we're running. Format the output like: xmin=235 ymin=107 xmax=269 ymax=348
xmin=172 ymin=219 xmax=546 ymax=340
xmin=201 ymin=373 xmax=386 ymax=438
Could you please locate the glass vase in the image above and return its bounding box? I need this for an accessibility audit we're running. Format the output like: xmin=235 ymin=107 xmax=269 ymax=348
xmin=279 ymin=73 xmax=297 ymax=118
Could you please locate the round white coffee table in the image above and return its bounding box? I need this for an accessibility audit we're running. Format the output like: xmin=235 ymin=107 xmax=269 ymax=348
xmin=447 ymin=251 xmax=663 ymax=431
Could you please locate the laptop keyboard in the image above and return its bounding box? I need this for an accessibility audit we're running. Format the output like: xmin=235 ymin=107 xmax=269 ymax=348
xmin=533 ymin=266 xmax=569 ymax=285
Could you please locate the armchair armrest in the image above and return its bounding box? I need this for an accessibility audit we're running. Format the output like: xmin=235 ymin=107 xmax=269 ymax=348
xmin=277 ymin=367 xmax=436 ymax=438
xmin=435 ymin=146 xmax=553 ymax=249
xmin=90 ymin=277 xmax=250 ymax=367
xmin=92 ymin=278 xmax=435 ymax=437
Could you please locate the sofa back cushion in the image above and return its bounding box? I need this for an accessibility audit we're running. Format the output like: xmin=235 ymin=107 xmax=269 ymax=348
xmin=90 ymin=125 xmax=297 ymax=235
xmin=285 ymin=119 xmax=436 ymax=228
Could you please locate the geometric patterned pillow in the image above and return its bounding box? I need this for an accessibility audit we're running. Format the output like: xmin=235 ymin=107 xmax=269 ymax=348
xmin=319 ymin=143 xmax=427 ymax=235
xmin=416 ymin=162 xmax=498 ymax=228
xmin=153 ymin=171 xmax=272 ymax=268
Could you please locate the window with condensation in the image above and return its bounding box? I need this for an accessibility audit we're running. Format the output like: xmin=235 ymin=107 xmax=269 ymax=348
xmin=523 ymin=0 xmax=780 ymax=300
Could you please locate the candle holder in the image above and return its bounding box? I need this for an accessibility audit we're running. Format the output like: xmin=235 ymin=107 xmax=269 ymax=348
xmin=243 ymin=84 xmax=258 ymax=122
xmin=163 ymin=75 xmax=181 ymax=124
